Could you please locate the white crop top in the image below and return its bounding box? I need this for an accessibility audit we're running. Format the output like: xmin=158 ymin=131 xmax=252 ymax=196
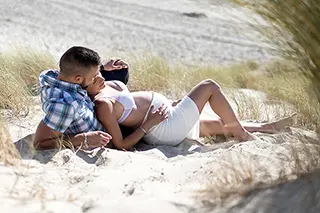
xmin=94 ymin=81 xmax=136 ymax=124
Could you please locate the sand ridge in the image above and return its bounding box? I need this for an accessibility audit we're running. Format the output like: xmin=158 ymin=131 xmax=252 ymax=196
xmin=1 ymin=0 xmax=273 ymax=65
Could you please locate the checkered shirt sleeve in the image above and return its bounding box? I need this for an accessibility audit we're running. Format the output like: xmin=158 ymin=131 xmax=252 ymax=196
xmin=42 ymin=101 xmax=76 ymax=133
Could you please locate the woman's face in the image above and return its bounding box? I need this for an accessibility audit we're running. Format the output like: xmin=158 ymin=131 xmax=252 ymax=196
xmin=86 ymin=73 xmax=105 ymax=96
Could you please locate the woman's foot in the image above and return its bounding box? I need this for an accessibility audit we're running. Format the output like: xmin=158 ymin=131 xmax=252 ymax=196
xmin=236 ymin=131 xmax=261 ymax=142
xmin=263 ymin=113 xmax=297 ymax=133
xmin=224 ymin=123 xmax=259 ymax=142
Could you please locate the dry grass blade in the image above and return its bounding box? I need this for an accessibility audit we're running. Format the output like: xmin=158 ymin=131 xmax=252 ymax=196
xmin=0 ymin=118 xmax=20 ymax=166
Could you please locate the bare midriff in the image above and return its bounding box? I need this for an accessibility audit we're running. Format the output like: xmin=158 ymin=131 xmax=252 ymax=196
xmin=113 ymin=91 xmax=153 ymax=129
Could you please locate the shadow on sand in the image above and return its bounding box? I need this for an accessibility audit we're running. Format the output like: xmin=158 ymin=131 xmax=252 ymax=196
xmin=13 ymin=133 xmax=242 ymax=164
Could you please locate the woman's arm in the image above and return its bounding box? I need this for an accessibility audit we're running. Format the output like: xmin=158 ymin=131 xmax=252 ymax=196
xmin=95 ymin=99 xmax=167 ymax=150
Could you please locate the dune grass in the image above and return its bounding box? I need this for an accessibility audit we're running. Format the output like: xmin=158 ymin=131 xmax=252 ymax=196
xmin=129 ymin=55 xmax=259 ymax=95
xmin=0 ymin=47 xmax=318 ymax=127
xmin=231 ymin=0 xmax=320 ymax=131
xmin=0 ymin=47 xmax=56 ymax=115
xmin=0 ymin=47 xmax=56 ymax=166
xmin=129 ymin=55 xmax=319 ymax=130
xmin=0 ymin=118 xmax=20 ymax=166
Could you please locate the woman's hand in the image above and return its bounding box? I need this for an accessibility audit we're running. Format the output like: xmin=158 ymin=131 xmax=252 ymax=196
xmin=85 ymin=131 xmax=112 ymax=148
xmin=144 ymin=104 xmax=169 ymax=129
xmin=102 ymin=58 xmax=129 ymax=71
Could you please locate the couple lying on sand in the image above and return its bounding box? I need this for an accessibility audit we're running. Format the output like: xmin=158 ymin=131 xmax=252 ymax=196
xmin=34 ymin=46 xmax=294 ymax=150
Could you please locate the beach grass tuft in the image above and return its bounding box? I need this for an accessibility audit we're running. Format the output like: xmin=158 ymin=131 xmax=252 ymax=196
xmin=0 ymin=47 xmax=56 ymax=115
xmin=231 ymin=0 xmax=320 ymax=131
xmin=0 ymin=118 xmax=21 ymax=166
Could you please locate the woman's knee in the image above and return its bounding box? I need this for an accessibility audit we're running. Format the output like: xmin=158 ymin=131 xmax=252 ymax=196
xmin=201 ymin=79 xmax=221 ymax=91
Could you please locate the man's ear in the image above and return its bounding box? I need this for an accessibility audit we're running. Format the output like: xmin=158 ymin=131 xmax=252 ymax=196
xmin=74 ymin=75 xmax=83 ymax=84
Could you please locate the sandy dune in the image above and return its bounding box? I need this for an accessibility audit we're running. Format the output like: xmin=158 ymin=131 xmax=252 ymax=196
xmin=1 ymin=0 xmax=272 ymax=65
xmin=1 ymin=94 xmax=320 ymax=213
xmin=2 ymin=127 xmax=320 ymax=213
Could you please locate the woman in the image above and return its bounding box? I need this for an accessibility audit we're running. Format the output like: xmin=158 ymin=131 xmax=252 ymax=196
xmin=86 ymin=73 xmax=293 ymax=150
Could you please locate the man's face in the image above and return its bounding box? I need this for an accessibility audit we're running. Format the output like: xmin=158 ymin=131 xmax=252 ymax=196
xmin=86 ymin=72 xmax=105 ymax=96
xmin=80 ymin=65 xmax=100 ymax=89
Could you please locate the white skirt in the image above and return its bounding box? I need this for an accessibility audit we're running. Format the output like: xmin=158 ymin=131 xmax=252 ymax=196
xmin=143 ymin=92 xmax=200 ymax=146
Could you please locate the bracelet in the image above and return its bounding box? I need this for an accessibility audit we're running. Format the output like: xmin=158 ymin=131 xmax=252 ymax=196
xmin=83 ymin=133 xmax=89 ymax=149
xmin=139 ymin=127 xmax=147 ymax=135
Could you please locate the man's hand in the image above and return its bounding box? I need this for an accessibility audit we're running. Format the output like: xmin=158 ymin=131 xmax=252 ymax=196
xmin=85 ymin=131 xmax=112 ymax=148
xmin=102 ymin=58 xmax=129 ymax=71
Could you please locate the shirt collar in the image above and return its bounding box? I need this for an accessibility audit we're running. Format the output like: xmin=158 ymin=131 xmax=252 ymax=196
xmin=39 ymin=69 xmax=88 ymax=96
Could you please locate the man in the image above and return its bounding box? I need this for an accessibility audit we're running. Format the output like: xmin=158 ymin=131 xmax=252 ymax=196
xmin=34 ymin=46 xmax=128 ymax=150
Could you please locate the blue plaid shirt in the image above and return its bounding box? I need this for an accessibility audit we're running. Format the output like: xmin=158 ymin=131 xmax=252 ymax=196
xmin=38 ymin=69 xmax=105 ymax=135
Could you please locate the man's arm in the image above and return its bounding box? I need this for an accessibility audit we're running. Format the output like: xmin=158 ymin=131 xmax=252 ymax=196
xmin=33 ymin=121 xmax=112 ymax=150
xmin=35 ymin=101 xmax=84 ymax=150
xmin=33 ymin=121 xmax=82 ymax=150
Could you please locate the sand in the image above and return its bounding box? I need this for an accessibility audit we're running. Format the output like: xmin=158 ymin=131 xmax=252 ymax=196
xmin=1 ymin=0 xmax=320 ymax=212
xmin=1 ymin=0 xmax=273 ymax=65
xmin=1 ymin=94 xmax=319 ymax=213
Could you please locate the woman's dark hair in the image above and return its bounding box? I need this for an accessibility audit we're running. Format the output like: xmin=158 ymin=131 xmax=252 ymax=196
xmin=59 ymin=46 xmax=101 ymax=76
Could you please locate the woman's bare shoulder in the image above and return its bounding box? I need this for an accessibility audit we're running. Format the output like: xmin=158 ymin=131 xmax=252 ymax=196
xmin=94 ymin=96 xmax=112 ymax=106
xmin=94 ymin=98 xmax=116 ymax=118
xmin=94 ymin=96 xmax=113 ymax=107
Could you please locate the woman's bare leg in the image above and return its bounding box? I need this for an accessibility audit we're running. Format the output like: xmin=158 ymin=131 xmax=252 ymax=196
xmin=187 ymin=79 xmax=253 ymax=141
xmin=241 ymin=113 xmax=296 ymax=133
xmin=199 ymin=113 xmax=297 ymax=137
xmin=199 ymin=119 xmax=264 ymax=137
xmin=199 ymin=119 xmax=225 ymax=137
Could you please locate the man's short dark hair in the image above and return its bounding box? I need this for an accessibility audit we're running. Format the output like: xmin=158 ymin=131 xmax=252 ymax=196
xmin=59 ymin=46 xmax=101 ymax=76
